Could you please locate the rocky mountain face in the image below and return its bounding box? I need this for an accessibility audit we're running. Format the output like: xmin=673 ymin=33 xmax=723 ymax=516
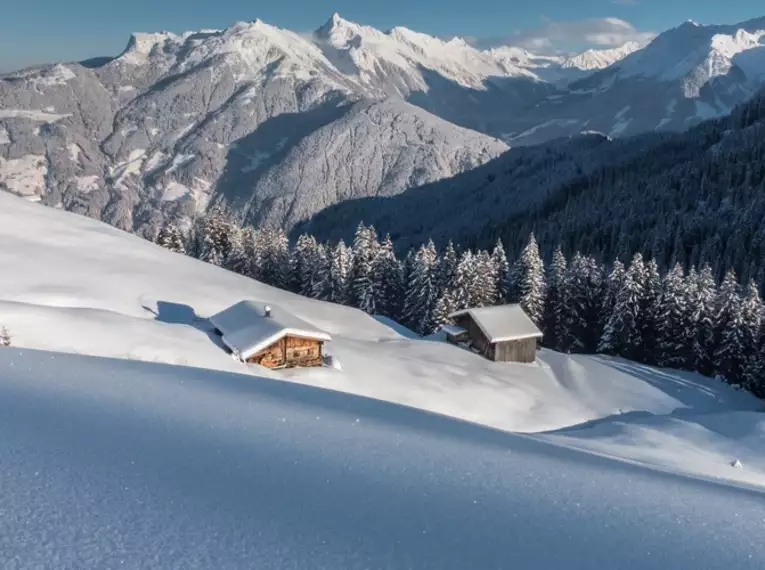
xmin=0 ymin=14 xmax=763 ymax=237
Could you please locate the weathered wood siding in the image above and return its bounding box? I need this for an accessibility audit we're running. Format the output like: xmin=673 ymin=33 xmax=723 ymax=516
xmin=492 ymin=337 xmax=538 ymax=363
xmin=453 ymin=314 xmax=492 ymax=358
xmin=247 ymin=335 xmax=323 ymax=368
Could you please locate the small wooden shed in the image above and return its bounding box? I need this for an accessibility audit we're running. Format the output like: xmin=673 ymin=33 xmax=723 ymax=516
xmin=447 ymin=305 xmax=543 ymax=363
xmin=209 ymin=301 xmax=331 ymax=369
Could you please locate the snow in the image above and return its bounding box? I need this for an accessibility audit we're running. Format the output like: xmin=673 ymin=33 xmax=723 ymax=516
xmin=210 ymin=300 xmax=331 ymax=360
xmin=161 ymin=181 xmax=191 ymax=201
xmin=0 ymin=109 xmax=71 ymax=122
xmin=108 ymin=148 xmax=146 ymax=188
xmin=67 ymin=143 xmax=81 ymax=162
xmin=0 ymin=154 xmax=47 ymax=200
xmin=2 ymin=195 xmax=765 ymax=564
xmin=449 ymin=304 xmax=542 ymax=342
xmin=0 ymin=193 xmax=763 ymax=494
xmin=0 ymin=125 xmax=9 ymax=144
xmin=562 ymin=41 xmax=641 ymax=70
xmin=75 ymin=175 xmax=100 ymax=193
xmin=1 ymin=347 xmax=764 ymax=568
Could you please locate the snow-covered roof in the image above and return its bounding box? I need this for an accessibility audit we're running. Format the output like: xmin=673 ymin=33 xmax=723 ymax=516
xmin=209 ymin=301 xmax=331 ymax=360
xmin=449 ymin=304 xmax=542 ymax=343
xmin=441 ymin=323 xmax=467 ymax=336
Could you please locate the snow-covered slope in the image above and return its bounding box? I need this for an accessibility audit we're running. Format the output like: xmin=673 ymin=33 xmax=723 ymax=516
xmin=513 ymin=18 xmax=765 ymax=145
xmin=0 ymin=13 xmax=655 ymax=235
xmin=3 ymin=346 xmax=765 ymax=568
xmin=0 ymin=193 xmax=763 ymax=491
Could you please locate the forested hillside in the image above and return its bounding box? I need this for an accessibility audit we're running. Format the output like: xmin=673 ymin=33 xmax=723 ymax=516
xmin=155 ymin=213 xmax=765 ymax=400
xmin=301 ymin=87 xmax=765 ymax=286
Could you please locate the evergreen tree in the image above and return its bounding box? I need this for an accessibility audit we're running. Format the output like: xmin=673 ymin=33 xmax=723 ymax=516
xmin=638 ymin=258 xmax=663 ymax=364
xmin=437 ymin=241 xmax=459 ymax=296
xmin=372 ymin=235 xmax=404 ymax=318
xmin=309 ymin=243 xmax=331 ymax=300
xmin=472 ymin=250 xmax=497 ymax=307
xmin=490 ymin=239 xmax=511 ymax=303
xmin=293 ymin=234 xmax=320 ymax=296
xmin=451 ymin=250 xmax=476 ymax=311
xmin=692 ymin=264 xmax=718 ymax=375
xmin=402 ymin=241 xmax=439 ymax=335
xmin=563 ymin=254 xmax=603 ymax=353
xmin=155 ymin=221 xmax=186 ymax=254
xmin=656 ymin=263 xmax=690 ymax=368
xmin=713 ymin=270 xmax=746 ymax=383
xmin=543 ymin=245 xmax=568 ymax=351
xmin=432 ymin=291 xmax=458 ymax=330
xmin=510 ymin=233 xmax=546 ymax=325
xmin=349 ymin=223 xmax=380 ymax=314
xmin=602 ymin=259 xmax=626 ymax=329
xmin=598 ymin=253 xmax=645 ymax=359
xmin=258 ymin=228 xmax=292 ymax=289
xmin=196 ymin=206 xmax=237 ymax=267
xmin=328 ymin=240 xmax=352 ymax=305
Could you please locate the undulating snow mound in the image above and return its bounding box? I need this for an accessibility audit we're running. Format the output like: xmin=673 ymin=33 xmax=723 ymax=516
xmin=0 ymin=193 xmax=762 ymax=489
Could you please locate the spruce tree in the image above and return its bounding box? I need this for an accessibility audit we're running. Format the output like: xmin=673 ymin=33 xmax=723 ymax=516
xmin=437 ymin=241 xmax=459 ymax=297
xmin=713 ymin=270 xmax=746 ymax=383
xmin=309 ymin=243 xmax=331 ymax=300
xmin=402 ymin=241 xmax=439 ymax=335
xmin=510 ymin=233 xmax=546 ymax=325
xmin=349 ymin=223 xmax=379 ymax=313
xmin=372 ymin=235 xmax=404 ymax=318
xmin=692 ymin=264 xmax=718 ymax=375
xmin=472 ymin=250 xmax=497 ymax=307
xmin=451 ymin=250 xmax=476 ymax=311
xmin=293 ymin=234 xmax=319 ymax=296
xmin=432 ymin=291 xmax=458 ymax=330
xmin=491 ymin=239 xmax=511 ymax=303
xmin=638 ymin=258 xmax=663 ymax=364
xmin=329 ymin=240 xmax=351 ymax=305
xmin=656 ymin=263 xmax=690 ymax=368
xmin=543 ymin=245 xmax=568 ymax=351
xmin=155 ymin=221 xmax=186 ymax=255
xmin=598 ymin=253 xmax=645 ymax=359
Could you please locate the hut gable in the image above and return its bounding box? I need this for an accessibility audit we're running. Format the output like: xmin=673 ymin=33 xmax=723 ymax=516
xmin=209 ymin=301 xmax=331 ymax=367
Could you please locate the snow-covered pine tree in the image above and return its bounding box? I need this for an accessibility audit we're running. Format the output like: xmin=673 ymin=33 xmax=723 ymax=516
xmin=598 ymin=253 xmax=645 ymax=359
xmin=472 ymin=250 xmax=497 ymax=308
xmin=293 ymin=234 xmax=320 ymax=296
xmin=349 ymin=223 xmax=380 ymax=314
xmin=258 ymin=228 xmax=292 ymax=289
xmin=713 ymin=270 xmax=746 ymax=383
xmin=562 ymin=253 xmax=603 ymax=353
xmin=742 ymin=335 xmax=765 ymax=397
xmin=432 ymin=291 xmax=458 ymax=330
xmin=0 ymin=326 xmax=10 ymax=347
xmin=309 ymin=243 xmax=331 ymax=300
xmin=692 ymin=264 xmax=718 ymax=375
xmin=601 ymin=259 xmax=626 ymax=330
xmin=450 ymin=250 xmax=476 ymax=311
xmin=543 ymin=245 xmax=568 ymax=351
xmin=196 ymin=206 xmax=236 ymax=267
xmin=401 ymin=240 xmax=439 ymax=335
xmin=740 ymin=280 xmax=763 ymax=375
xmin=155 ymin=221 xmax=186 ymax=255
xmin=224 ymin=224 xmax=244 ymax=273
xmin=638 ymin=258 xmax=663 ymax=364
xmin=437 ymin=241 xmax=459 ymax=297
xmin=372 ymin=235 xmax=404 ymax=318
xmin=655 ymin=263 xmax=690 ymax=368
xmin=490 ymin=239 xmax=511 ymax=304
xmin=329 ymin=240 xmax=352 ymax=305
xmin=510 ymin=233 xmax=545 ymax=325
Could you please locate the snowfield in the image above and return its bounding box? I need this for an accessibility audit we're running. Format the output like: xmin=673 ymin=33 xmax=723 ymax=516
xmin=1 ymin=194 xmax=765 ymax=566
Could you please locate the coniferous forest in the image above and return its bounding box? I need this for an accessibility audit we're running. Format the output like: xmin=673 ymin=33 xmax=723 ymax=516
xmin=155 ymin=211 xmax=765 ymax=399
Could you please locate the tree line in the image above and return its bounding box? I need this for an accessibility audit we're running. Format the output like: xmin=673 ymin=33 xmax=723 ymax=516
xmin=155 ymin=208 xmax=765 ymax=398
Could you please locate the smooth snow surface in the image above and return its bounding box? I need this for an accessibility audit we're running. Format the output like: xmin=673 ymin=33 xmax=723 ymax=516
xmin=1 ymin=348 xmax=765 ymax=569
xmin=0 ymin=193 xmax=763 ymax=494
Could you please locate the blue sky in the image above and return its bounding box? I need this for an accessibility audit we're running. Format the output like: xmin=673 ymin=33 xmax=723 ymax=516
xmin=1 ymin=0 xmax=763 ymax=71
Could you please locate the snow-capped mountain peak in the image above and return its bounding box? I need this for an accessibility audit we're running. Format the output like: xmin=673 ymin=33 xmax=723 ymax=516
xmin=561 ymin=41 xmax=641 ymax=70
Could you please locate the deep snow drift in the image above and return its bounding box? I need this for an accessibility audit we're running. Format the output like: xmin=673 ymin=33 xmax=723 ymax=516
xmin=0 ymin=192 xmax=763 ymax=492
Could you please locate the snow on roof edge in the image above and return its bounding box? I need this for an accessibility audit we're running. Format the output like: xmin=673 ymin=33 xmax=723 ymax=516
xmin=449 ymin=305 xmax=542 ymax=343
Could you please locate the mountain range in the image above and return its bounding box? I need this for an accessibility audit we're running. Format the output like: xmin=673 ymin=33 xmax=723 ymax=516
xmin=0 ymin=13 xmax=764 ymax=237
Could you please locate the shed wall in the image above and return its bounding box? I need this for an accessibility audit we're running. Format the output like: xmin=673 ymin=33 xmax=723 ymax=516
xmin=454 ymin=314 xmax=492 ymax=357
xmin=246 ymin=335 xmax=323 ymax=368
xmin=492 ymin=337 xmax=538 ymax=363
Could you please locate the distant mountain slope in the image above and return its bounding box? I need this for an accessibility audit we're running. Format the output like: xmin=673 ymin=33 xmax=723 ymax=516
xmin=300 ymin=87 xmax=765 ymax=282
xmin=0 ymin=13 xmax=763 ymax=236
xmin=509 ymin=18 xmax=765 ymax=145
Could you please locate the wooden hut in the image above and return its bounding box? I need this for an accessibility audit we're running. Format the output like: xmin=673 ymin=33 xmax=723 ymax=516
xmin=209 ymin=301 xmax=331 ymax=369
xmin=447 ymin=305 xmax=542 ymax=363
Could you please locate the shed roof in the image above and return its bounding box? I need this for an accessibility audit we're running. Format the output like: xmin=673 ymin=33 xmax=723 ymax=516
xmin=449 ymin=304 xmax=542 ymax=343
xmin=209 ymin=301 xmax=331 ymax=360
